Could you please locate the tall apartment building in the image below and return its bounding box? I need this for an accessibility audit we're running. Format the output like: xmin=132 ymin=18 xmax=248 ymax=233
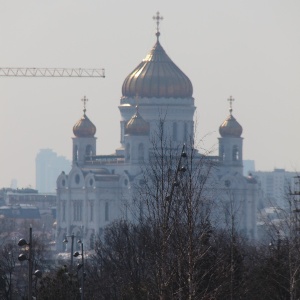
xmin=36 ymin=149 xmax=71 ymax=193
xmin=253 ymin=169 xmax=297 ymax=208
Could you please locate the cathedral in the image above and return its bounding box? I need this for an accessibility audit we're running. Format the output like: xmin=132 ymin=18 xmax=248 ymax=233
xmin=56 ymin=15 xmax=262 ymax=251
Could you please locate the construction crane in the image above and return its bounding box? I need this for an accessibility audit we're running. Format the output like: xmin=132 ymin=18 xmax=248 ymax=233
xmin=0 ymin=68 xmax=105 ymax=78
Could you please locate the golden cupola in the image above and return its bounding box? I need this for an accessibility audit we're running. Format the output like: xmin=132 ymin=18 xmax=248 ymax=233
xmin=73 ymin=96 xmax=96 ymax=138
xmin=125 ymin=107 xmax=150 ymax=136
xmin=122 ymin=19 xmax=193 ymax=99
xmin=219 ymin=97 xmax=243 ymax=138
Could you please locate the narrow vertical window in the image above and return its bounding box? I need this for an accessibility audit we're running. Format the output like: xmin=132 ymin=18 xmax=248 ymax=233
xmin=184 ymin=122 xmax=188 ymax=142
xmin=73 ymin=145 xmax=78 ymax=161
xmin=62 ymin=201 xmax=66 ymax=222
xmin=121 ymin=121 xmax=125 ymax=144
xmin=73 ymin=202 xmax=77 ymax=221
xmin=220 ymin=145 xmax=225 ymax=161
xmin=90 ymin=201 xmax=94 ymax=222
xmin=90 ymin=233 xmax=95 ymax=249
xmin=73 ymin=201 xmax=82 ymax=221
xmin=105 ymin=202 xmax=109 ymax=221
xmin=85 ymin=145 xmax=93 ymax=158
xmin=138 ymin=143 xmax=144 ymax=161
xmin=232 ymin=145 xmax=239 ymax=161
xmin=79 ymin=201 xmax=82 ymax=221
xmin=126 ymin=143 xmax=130 ymax=161
xmin=173 ymin=122 xmax=177 ymax=141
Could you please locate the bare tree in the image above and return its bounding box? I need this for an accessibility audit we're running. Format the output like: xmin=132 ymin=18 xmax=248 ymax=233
xmin=130 ymin=120 xmax=217 ymax=299
xmin=0 ymin=243 xmax=18 ymax=300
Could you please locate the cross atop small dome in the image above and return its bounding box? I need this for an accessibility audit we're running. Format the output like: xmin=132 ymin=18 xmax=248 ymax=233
xmin=153 ymin=11 xmax=163 ymax=41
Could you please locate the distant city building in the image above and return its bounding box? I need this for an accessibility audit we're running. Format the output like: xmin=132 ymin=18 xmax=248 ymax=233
xmin=36 ymin=149 xmax=71 ymax=193
xmin=0 ymin=188 xmax=57 ymax=240
xmin=253 ymin=169 xmax=297 ymax=208
xmin=10 ymin=179 xmax=18 ymax=189
xmin=243 ymin=160 xmax=255 ymax=176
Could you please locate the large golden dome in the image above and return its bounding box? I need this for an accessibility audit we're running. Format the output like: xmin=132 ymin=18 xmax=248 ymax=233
xmin=125 ymin=109 xmax=150 ymax=136
xmin=73 ymin=111 xmax=96 ymax=138
xmin=122 ymin=39 xmax=193 ymax=99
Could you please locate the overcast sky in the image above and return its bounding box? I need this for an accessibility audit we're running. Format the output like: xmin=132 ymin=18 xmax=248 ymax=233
xmin=0 ymin=0 xmax=299 ymax=189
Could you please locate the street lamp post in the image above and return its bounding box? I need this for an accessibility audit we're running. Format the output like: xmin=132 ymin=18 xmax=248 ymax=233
xmin=74 ymin=240 xmax=84 ymax=300
xmin=63 ymin=233 xmax=80 ymax=267
xmin=18 ymin=226 xmax=42 ymax=300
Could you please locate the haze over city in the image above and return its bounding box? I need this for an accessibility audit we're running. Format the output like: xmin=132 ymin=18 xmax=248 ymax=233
xmin=1 ymin=0 xmax=299 ymax=188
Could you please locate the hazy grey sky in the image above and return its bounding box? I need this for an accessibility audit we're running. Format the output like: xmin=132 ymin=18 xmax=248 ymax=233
xmin=1 ymin=0 xmax=299 ymax=188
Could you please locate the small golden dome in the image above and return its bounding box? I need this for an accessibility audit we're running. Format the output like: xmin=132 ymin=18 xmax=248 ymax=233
xmin=219 ymin=113 xmax=243 ymax=138
xmin=122 ymin=40 xmax=193 ymax=99
xmin=220 ymin=96 xmax=243 ymax=138
xmin=73 ymin=96 xmax=96 ymax=138
xmin=125 ymin=110 xmax=150 ymax=136
xmin=73 ymin=113 xmax=96 ymax=138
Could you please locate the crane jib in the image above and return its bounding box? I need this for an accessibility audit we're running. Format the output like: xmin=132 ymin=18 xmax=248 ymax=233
xmin=0 ymin=68 xmax=105 ymax=78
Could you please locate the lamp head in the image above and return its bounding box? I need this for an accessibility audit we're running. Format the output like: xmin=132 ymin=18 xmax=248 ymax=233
xmin=18 ymin=238 xmax=28 ymax=247
xmin=181 ymin=151 xmax=187 ymax=158
xmin=173 ymin=181 xmax=179 ymax=187
xmin=34 ymin=270 xmax=42 ymax=278
xmin=179 ymin=166 xmax=186 ymax=172
xmin=73 ymin=251 xmax=80 ymax=257
xmin=18 ymin=253 xmax=27 ymax=262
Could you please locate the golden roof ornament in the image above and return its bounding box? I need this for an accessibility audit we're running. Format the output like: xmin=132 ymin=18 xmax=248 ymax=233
xmin=73 ymin=96 xmax=97 ymax=138
xmin=82 ymin=95 xmax=88 ymax=115
xmin=228 ymin=95 xmax=234 ymax=115
xmin=153 ymin=11 xmax=163 ymax=41
xmin=122 ymin=12 xmax=193 ymax=99
xmin=219 ymin=96 xmax=243 ymax=138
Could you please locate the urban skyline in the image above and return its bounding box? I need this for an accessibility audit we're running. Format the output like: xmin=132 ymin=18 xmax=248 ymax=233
xmin=1 ymin=1 xmax=299 ymax=188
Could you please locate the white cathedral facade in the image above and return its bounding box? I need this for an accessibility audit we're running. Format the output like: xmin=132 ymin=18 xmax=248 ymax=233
xmin=56 ymin=24 xmax=262 ymax=251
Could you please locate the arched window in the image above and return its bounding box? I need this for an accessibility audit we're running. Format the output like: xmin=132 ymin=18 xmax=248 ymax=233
xmin=90 ymin=233 xmax=95 ymax=249
xmin=126 ymin=143 xmax=130 ymax=162
xmin=220 ymin=145 xmax=225 ymax=161
xmin=73 ymin=201 xmax=83 ymax=221
xmin=121 ymin=121 xmax=125 ymax=144
xmin=105 ymin=202 xmax=109 ymax=221
xmin=75 ymin=174 xmax=80 ymax=184
xmin=232 ymin=145 xmax=239 ymax=161
xmin=138 ymin=143 xmax=144 ymax=161
xmin=184 ymin=122 xmax=188 ymax=142
xmin=173 ymin=122 xmax=178 ymax=141
xmin=90 ymin=201 xmax=94 ymax=222
xmin=73 ymin=201 xmax=77 ymax=221
xmin=62 ymin=201 xmax=66 ymax=222
xmin=73 ymin=145 xmax=78 ymax=161
xmin=85 ymin=145 xmax=93 ymax=157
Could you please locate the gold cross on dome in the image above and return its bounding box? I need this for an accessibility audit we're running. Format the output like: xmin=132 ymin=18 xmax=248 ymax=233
xmin=153 ymin=11 xmax=163 ymax=39
xmin=81 ymin=95 xmax=88 ymax=114
xmin=227 ymin=95 xmax=234 ymax=113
